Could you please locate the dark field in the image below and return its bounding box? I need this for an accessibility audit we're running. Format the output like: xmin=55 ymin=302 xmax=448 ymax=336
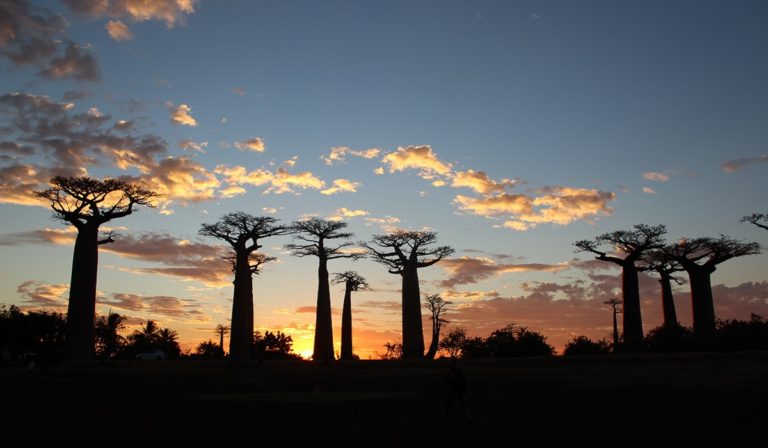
xmin=4 ymin=353 xmax=767 ymax=447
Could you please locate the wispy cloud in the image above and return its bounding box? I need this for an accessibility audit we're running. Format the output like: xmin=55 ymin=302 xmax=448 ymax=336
xmin=105 ymin=19 xmax=134 ymax=41
xmin=166 ymin=102 xmax=197 ymax=126
xmin=328 ymin=207 xmax=369 ymax=221
xmin=17 ymin=280 xmax=69 ymax=306
xmin=321 ymin=146 xmax=381 ymax=165
xmin=722 ymin=154 xmax=768 ymax=173
xmin=379 ymin=145 xmax=452 ymax=179
xmin=438 ymin=256 xmax=568 ymax=288
xmin=642 ymin=172 xmax=670 ymax=182
xmin=62 ymin=0 xmax=199 ymax=29
xmin=234 ymin=137 xmax=265 ymax=152
xmin=320 ymin=178 xmax=360 ymax=195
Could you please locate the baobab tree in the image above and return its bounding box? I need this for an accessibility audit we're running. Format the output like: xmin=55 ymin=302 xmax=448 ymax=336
xmin=199 ymin=213 xmax=289 ymax=362
xmin=741 ymin=213 xmax=768 ymax=231
xmin=665 ymin=236 xmax=761 ymax=349
xmin=215 ymin=324 xmax=229 ymax=357
xmin=424 ymin=294 xmax=451 ymax=359
xmin=34 ymin=176 xmax=157 ymax=362
xmin=286 ymin=218 xmax=361 ymax=362
xmin=363 ymin=231 xmax=454 ymax=359
xmin=604 ymin=298 xmax=621 ymax=350
xmin=642 ymin=250 xmax=685 ymax=327
xmin=575 ymin=224 xmax=667 ymax=352
xmin=332 ymin=271 xmax=369 ymax=360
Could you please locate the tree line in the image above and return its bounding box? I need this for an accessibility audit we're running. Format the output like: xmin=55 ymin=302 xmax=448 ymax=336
xmin=26 ymin=176 xmax=767 ymax=362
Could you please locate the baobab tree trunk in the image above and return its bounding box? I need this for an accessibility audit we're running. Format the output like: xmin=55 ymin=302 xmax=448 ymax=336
xmin=659 ymin=274 xmax=678 ymax=326
xmin=424 ymin=318 xmax=439 ymax=359
xmin=401 ymin=265 xmax=425 ymax=359
xmin=313 ymin=257 xmax=334 ymax=361
xmin=340 ymin=284 xmax=353 ymax=360
xmin=687 ymin=267 xmax=717 ymax=350
xmin=65 ymin=224 xmax=99 ymax=362
xmin=229 ymin=251 xmax=253 ymax=362
xmin=621 ymin=263 xmax=644 ymax=352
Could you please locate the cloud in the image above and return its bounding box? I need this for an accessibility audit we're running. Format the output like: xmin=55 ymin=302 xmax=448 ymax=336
xmin=105 ymin=19 xmax=134 ymax=41
xmin=321 ymin=146 xmax=381 ymax=165
xmin=642 ymin=187 xmax=656 ymax=195
xmin=98 ymin=293 xmax=207 ymax=321
xmin=722 ymin=154 xmax=768 ymax=173
xmin=454 ymin=187 xmax=615 ymax=231
xmin=231 ymin=87 xmax=246 ymax=96
xmin=178 ymin=139 xmax=208 ymax=153
xmin=379 ymin=145 xmax=452 ymax=179
xmin=234 ymin=137 xmax=265 ymax=152
xmin=320 ymin=178 xmax=360 ymax=195
xmin=438 ymin=256 xmax=568 ymax=288
xmin=167 ymin=102 xmax=197 ymax=126
xmin=122 ymin=156 xmax=221 ymax=207
xmin=62 ymin=0 xmax=198 ymax=28
xmin=451 ymin=169 xmax=515 ymax=194
xmin=328 ymin=207 xmax=369 ymax=221
xmin=214 ymin=164 xmax=326 ymax=195
xmin=0 ymin=226 xmax=78 ymax=246
xmin=17 ymin=280 xmax=69 ymax=306
xmin=364 ymin=215 xmax=401 ymax=232
xmin=294 ymin=306 xmax=316 ymax=314
xmin=38 ymin=42 xmax=101 ymax=81
xmin=642 ymin=172 xmax=670 ymax=182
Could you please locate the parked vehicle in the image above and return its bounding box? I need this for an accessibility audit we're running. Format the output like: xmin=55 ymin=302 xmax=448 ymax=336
xmin=135 ymin=350 xmax=167 ymax=360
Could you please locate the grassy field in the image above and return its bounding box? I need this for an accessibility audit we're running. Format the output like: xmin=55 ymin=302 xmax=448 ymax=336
xmin=4 ymin=353 xmax=767 ymax=447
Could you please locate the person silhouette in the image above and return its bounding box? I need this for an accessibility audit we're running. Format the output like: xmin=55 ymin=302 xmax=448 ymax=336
xmin=444 ymin=359 xmax=471 ymax=422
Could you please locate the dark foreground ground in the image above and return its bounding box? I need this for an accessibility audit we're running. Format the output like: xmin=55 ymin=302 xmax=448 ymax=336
xmin=3 ymin=353 xmax=767 ymax=447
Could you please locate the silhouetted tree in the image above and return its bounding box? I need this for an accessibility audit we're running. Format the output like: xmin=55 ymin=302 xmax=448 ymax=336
xmin=575 ymin=224 xmax=667 ymax=352
xmin=439 ymin=327 xmax=468 ymax=358
xmin=741 ymin=213 xmax=768 ymax=231
xmin=716 ymin=314 xmax=768 ymax=351
xmin=644 ymin=323 xmax=695 ymax=353
xmin=215 ymin=324 xmax=229 ymax=358
xmin=253 ymin=330 xmax=300 ymax=359
xmin=199 ymin=212 xmax=289 ymax=362
xmin=94 ymin=311 xmax=125 ymax=359
xmin=35 ymin=176 xmax=157 ymax=362
xmin=642 ymin=250 xmax=685 ymax=326
xmin=194 ymin=340 xmax=221 ymax=359
xmin=0 ymin=305 xmax=66 ymax=361
xmin=563 ymin=336 xmax=611 ymax=356
xmin=286 ymin=218 xmax=361 ymax=362
xmin=126 ymin=319 xmax=160 ymax=355
xmin=332 ymin=271 xmax=368 ymax=360
xmin=604 ymin=298 xmax=622 ymax=350
xmin=381 ymin=339 xmax=403 ymax=360
xmin=665 ymin=236 xmax=761 ymax=349
xmin=424 ymin=294 xmax=451 ymax=359
xmin=156 ymin=328 xmax=181 ymax=358
xmin=485 ymin=325 xmax=554 ymax=357
xmin=363 ymin=231 xmax=454 ymax=359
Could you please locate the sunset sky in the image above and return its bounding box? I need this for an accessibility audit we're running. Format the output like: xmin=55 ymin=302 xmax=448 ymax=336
xmin=1 ymin=0 xmax=767 ymax=358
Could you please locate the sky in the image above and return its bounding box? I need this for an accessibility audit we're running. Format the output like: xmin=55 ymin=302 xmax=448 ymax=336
xmin=1 ymin=0 xmax=767 ymax=358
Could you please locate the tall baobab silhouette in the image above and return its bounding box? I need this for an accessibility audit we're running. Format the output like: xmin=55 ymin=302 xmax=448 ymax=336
xmin=604 ymin=298 xmax=621 ymax=350
xmin=424 ymin=294 xmax=450 ymax=359
xmin=34 ymin=176 xmax=157 ymax=362
xmin=642 ymin=250 xmax=685 ymax=326
xmin=741 ymin=213 xmax=768 ymax=231
xmin=286 ymin=218 xmax=361 ymax=362
xmin=363 ymin=231 xmax=454 ymax=359
xmin=215 ymin=324 xmax=229 ymax=357
xmin=575 ymin=224 xmax=667 ymax=352
xmin=199 ymin=213 xmax=289 ymax=362
xmin=665 ymin=236 xmax=761 ymax=349
xmin=332 ymin=271 xmax=369 ymax=360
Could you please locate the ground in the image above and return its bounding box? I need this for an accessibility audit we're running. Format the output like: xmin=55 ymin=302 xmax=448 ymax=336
xmin=3 ymin=353 xmax=767 ymax=447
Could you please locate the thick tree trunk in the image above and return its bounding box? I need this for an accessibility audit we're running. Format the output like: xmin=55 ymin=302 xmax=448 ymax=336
xmin=621 ymin=263 xmax=644 ymax=352
xmin=229 ymin=250 xmax=253 ymax=362
xmin=424 ymin=318 xmax=439 ymax=359
xmin=313 ymin=257 xmax=334 ymax=361
xmin=687 ymin=267 xmax=716 ymax=350
xmin=401 ymin=265 xmax=424 ymax=359
xmin=659 ymin=274 xmax=678 ymax=326
xmin=65 ymin=224 xmax=99 ymax=362
xmin=340 ymin=285 xmax=353 ymax=360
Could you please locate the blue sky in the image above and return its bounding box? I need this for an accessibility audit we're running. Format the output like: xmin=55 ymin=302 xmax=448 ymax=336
xmin=1 ymin=1 xmax=766 ymax=357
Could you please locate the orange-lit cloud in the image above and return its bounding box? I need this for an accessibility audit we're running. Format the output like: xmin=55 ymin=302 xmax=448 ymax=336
xmin=178 ymin=139 xmax=208 ymax=153
xmin=62 ymin=0 xmax=198 ymax=28
xmin=234 ymin=137 xmax=265 ymax=152
xmin=328 ymin=207 xmax=369 ymax=221
xmin=642 ymin=187 xmax=656 ymax=195
xmin=364 ymin=215 xmax=402 ymax=232
xmin=722 ymin=154 xmax=768 ymax=173
xmin=642 ymin=172 xmax=669 ymax=182
xmin=166 ymin=102 xmax=197 ymax=126
xmin=0 ymin=227 xmax=78 ymax=246
xmin=99 ymin=292 xmax=208 ymax=321
xmin=126 ymin=156 xmax=221 ymax=207
xmin=321 ymin=146 xmax=381 ymax=165
xmin=215 ymin=164 xmax=326 ymax=195
xmin=379 ymin=145 xmax=452 ymax=178
xmin=451 ymin=169 xmax=515 ymax=194
xmin=106 ymin=19 xmax=133 ymax=40
xmin=17 ymin=280 xmax=69 ymax=306
xmin=320 ymin=178 xmax=360 ymax=195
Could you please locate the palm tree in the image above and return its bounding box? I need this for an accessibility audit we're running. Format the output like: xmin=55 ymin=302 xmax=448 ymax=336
xmin=94 ymin=310 xmax=125 ymax=359
xmin=156 ymin=327 xmax=180 ymax=358
xmin=127 ymin=319 xmax=160 ymax=354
